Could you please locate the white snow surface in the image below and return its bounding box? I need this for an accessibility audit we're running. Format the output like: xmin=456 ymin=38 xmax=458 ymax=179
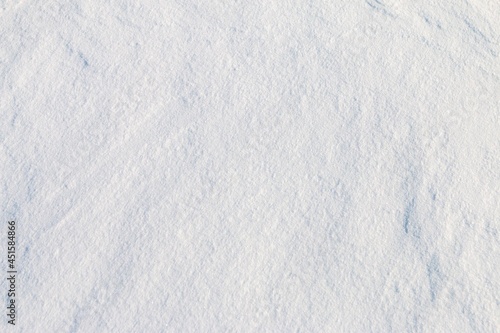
xmin=1 ymin=0 xmax=499 ymax=332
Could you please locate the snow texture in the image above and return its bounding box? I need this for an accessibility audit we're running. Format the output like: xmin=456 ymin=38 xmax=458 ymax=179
xmin=1 ymin=0 xmax=499 ymax=332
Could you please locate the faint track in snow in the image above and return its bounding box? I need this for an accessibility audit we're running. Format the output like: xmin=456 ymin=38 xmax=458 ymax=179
xmin=364 ymin=0 xmax=396 ymax=18
xmin=37 ymin=98 xmax=198 ymax=239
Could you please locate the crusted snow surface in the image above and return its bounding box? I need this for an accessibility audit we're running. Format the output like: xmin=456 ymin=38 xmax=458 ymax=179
xmin=1 ymin=0 xmax=499 ymax=332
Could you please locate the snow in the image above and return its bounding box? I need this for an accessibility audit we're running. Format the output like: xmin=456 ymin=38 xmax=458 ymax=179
xmin=1 ymin=0 xmax=499 ymax=332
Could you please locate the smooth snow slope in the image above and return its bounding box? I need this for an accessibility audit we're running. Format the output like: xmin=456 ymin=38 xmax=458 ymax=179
xmin=1 ymin=0 xmax=499 ymax=332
